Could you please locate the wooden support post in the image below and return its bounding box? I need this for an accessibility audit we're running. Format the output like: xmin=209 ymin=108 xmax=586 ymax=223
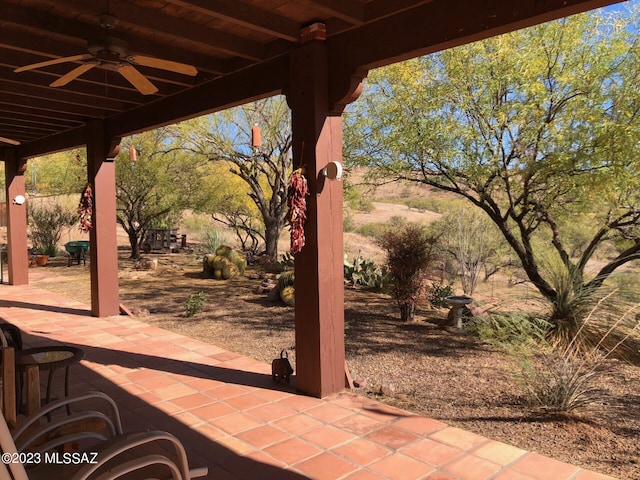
xmin=287 ymin=40 xmax=347 ymax=398
xmin=3 ymin=148 xmax=29 ymax=285
xmin=86 ymin=120 xmax=121 ymax=317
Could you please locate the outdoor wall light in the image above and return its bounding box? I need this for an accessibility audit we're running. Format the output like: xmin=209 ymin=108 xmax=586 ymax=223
xmin=13 ymin=195 xmax=25 ymax=205
xmin=322 ymin=161 xmax=343 ymax=181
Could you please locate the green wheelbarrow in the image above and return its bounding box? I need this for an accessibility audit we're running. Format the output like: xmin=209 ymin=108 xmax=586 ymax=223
xmin=64 ymin=241 xmax=90 ymax=266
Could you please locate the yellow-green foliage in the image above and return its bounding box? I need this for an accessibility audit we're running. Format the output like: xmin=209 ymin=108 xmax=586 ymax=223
xmin=280 ymin=286 xmax=295 ymax=306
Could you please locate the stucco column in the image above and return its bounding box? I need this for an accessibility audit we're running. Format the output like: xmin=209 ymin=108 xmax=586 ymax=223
xmin=3 ymin=148 xmax=29 ymax=285
xmin=86 ymin=120 xmax=121 ymax=317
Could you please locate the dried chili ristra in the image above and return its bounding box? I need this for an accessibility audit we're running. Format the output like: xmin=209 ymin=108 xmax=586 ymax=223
xmin=78 ymin=183 xmax=94 ymax=233
xmin=286 ymin=168 xmax=309 ymax=253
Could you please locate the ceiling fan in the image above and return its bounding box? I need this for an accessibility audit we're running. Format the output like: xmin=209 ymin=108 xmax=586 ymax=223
xmin=14 ymin=14 xmax=198 ymax=95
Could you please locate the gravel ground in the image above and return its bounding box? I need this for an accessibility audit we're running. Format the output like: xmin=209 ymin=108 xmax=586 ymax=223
xmin=33 ymin=254 xmax=640 ymax=479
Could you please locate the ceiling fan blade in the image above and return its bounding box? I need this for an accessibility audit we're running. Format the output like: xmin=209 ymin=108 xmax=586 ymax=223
xmin=50 ymin=63 xmax=97 ymax=87
xmin=14 ymin=54 xmax=92 ymax=73
xmin=0 ymin=136 xmax=20 ymax=146
xmin=117 ymin=64 xmax=158 ymax=95
xmin=130 ymin=55 xmax=198 ymax=76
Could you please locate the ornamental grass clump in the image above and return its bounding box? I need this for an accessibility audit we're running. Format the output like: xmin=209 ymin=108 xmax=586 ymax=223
xmin=378 ymin=223 xmax=438 ymax=322
xmin=517 ymin=292 xmax=640 ymax=415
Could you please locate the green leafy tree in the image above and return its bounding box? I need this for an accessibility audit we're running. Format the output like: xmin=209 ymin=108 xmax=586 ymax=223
xmin=116 ymin=129 xmax=209 ymax=258
xmin=346 ymin=9 xmax=640 ymax=336
xmin=174 ymin=96 xmax=292 ymax=262
xmin=26 ymin=149 xmax=86 ymax=195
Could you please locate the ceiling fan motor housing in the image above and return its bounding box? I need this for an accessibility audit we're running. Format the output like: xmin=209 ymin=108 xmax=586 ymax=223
xmin=88 ymin=36 xmax=129 ymax=63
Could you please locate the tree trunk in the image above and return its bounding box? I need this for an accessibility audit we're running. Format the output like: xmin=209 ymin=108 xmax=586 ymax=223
xmin=127 ymin=229 xmax=140 ymax=259
xmin=264 ymin=220 xmax=281 ymax=263
xmin=399 ymin=302 xmax=415 ymax=322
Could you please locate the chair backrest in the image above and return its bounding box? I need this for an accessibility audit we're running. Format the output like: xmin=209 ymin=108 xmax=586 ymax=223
xmin=0 ymin=410 xmax=29 ymax=480
xmin=0 ymin=329 xmax=17 ymax=427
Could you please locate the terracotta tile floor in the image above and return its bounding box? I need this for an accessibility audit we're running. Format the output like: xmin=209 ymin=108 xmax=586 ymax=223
xmin=0 ymin=282 xmax=619 ymax=480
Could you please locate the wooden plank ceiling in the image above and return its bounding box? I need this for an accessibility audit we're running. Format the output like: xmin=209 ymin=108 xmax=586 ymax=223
xmin=0 ymin=0 xmax=625 ymax=158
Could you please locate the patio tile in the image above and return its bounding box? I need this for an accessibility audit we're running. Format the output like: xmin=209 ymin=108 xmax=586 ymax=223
xmin=428 ymin=426 xmax=488 ymax=451
xmin=223 ymin=392 xmax=270 ymax=410
xmin=441 ymin=454 xmax=502 ymax=479
xmin=214 ymin=412 xmax=263 ymax=435
xmin=305 ymin=403 xmax=354 ymax=423
xmin=394 ymin=416 xmax=448 ymax=436
xmin=510 ymin=453 xmax=580 ymax=480
xmin=294 ymin=452 xmax=358 ymax=480
xmin=492 ymin=470 xmax=538 ymax=480
xmin=190 ymin=401 xmax=236 ymax=421
xmin=472 ymin=440 xmax=527 ymax=466
xmin=365 ymin=425 xmax=420 ymax=450
xmin=248 ymin=402 xmax=298 ymax=422
xmin=401 ymin=438 xmax=463 ymax=466
xmin=334 ymin=413 xmax=385 ymax=436
xmin=343 ymin=469 xmax=386 ymax=480
xmin=368 ymin=453 xmax=435 ymax=480
xmin=299 ymin=424 xmax=356 ymax=449
xmin=235 ymin=425 xmax=292 ymax=448
xmin=331 ymin=438 xmax=391 ymax=466
xmin=272 ymin=413 xmax=324 ymax=434
xmin=263 ymin=437 xmax=322 ymax=465
xmin=170 ymin=392 xmax=215 ymax=409
xmin=154 ymin=382 xmax=200 ymax=400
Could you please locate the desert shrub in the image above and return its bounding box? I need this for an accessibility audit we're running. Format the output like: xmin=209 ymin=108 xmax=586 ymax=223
xmin=378 ymin=223 xmax=438 ymax=322
xmin=28 ymin=202 xmax=77 ymax=256
xmin=517 ymin=347 xmax=608 ymax=414
xmin=515 ymin=298 xmax=640 ymax=415
xmin=343 ymin=210 xmax=356 ymax=232
xmin=542 ymin=263 xmax=640 ymax=360
xmin=404 ymin=197 xmax=451 ymax=213
xmin=355 ymin=222 xmax=389 ymax=239
xmin=426 ymin=281 xmax=454 ymax=308
xmin=467 ymin=313 xmax=551 ymax=353
xmin=203 ymin=227 xmax=225 ymax=253
xmin=184 ymin=292 xmax=206 ymax=317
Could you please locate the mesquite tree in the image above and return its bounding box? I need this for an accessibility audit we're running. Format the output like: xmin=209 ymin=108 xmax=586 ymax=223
xmin=346 ymin=9 xmax=640 ymax=334
xmin=175 ymin=96 xmax=292 ymax=263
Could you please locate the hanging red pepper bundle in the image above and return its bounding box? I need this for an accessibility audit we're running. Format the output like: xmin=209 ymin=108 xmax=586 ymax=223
xmin=286 ymin=168 xmax=309 ymax=253
xmin=78 ymin=183 xmax=94 ymax=233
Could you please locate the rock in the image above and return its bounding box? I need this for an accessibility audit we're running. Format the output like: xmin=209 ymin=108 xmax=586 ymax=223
xmin=378 ymin=383 xmax=395 ymax=396
xmin=266 ymin=285 xmax=280 ymax=302
xmin=135 ymin=257 xmax=157 ymax=270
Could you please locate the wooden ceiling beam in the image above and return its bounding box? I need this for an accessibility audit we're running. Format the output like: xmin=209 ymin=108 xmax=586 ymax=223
xmin=0 ymin=80 xmax=132 ymax=112
xmin=106 ymin=55 xmax=289 ymax=139
xmin=15 ymin=125 xmax=88 ymax=159
xmin=162 ymin=0 xmax=301 ymax=42
xmin=303 ymin=0 xmax=365 ymax=24
xmin=0 ymin=104 xmax=87 ymax=125
xmin=329 ymin=0 xmax=626 ymax=70
xmin=0 ymin=112 xmax=81 ymax=129
xmin=0 ymin=92 xmax=112 ymax=118
xmin=0 ymin=8 xmax=230 ymax=76
xmin=48 ymin=0 xmax=269 ymax=61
